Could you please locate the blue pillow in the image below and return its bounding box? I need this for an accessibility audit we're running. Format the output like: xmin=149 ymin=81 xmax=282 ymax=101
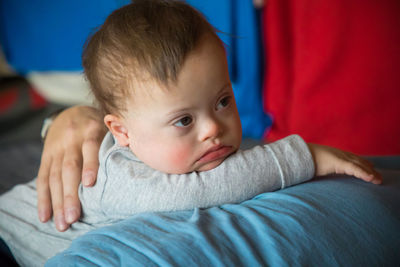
xmin=47 ymin=169 xmax=400 ymax=266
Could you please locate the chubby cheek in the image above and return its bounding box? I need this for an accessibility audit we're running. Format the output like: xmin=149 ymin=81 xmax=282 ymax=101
xmin=160 ymin=142 xmax=194 ymax=173
xmin=132 ymin=136 xmax=194 ymax=174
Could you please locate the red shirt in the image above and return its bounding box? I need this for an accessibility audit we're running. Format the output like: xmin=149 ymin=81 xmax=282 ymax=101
xmin=262 ymin=0 xmax=400 ymax=155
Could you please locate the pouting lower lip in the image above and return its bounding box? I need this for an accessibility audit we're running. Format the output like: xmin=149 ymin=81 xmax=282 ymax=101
xmin=197 ymin=146 xmax=233 ymax=163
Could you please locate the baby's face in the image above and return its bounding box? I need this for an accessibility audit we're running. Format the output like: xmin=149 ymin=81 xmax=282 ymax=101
xmin=122 ymin=36 xmax=242 ymax=174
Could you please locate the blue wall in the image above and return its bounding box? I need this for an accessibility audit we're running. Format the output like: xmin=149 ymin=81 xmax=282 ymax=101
xmin=0 ymin=0 xmax=270 ymax=138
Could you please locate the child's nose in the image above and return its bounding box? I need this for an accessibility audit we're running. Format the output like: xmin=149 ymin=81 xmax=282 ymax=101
xmin=199 ymin=117 xmax=222 ymax=141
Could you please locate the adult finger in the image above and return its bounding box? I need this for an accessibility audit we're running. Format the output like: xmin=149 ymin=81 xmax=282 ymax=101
xmin=81 ymin=120 xmax=105 ymax=186
xmin=81 ymin=137 xmax=101 ymax=187
xmin=62 ymin=149 xmax=83 ymax=224
xmin=49 ymin=157 xmax=69 ymax=232
xmin=37 ymin=154 xmax=52 ymax=223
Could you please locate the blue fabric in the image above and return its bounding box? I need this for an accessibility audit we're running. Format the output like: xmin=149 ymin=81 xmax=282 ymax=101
xmin=47 ymin=170 xmax=400 ymax=266
xmin=187 ymin=0 xmax=271 ymax=138
xmin=0 ymin=0 xmax=270 ymax=138
xmin=0 ymin=0 xmax=130 ymax=73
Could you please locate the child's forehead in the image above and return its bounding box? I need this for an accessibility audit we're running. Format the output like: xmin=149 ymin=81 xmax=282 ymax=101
xmin=129 ymin=43 xmax=217 ymax=87
xmin=125 ymin=34 xmax=228 ymax=105
xmin=125 ymin=76 xmax=175 ymax=104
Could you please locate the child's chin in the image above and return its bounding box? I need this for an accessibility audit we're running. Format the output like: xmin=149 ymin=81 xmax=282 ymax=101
xmin=195 ymin=158 xmax=225 ymax=172
xmin=161 ymin=158 xmax=225 ymax=174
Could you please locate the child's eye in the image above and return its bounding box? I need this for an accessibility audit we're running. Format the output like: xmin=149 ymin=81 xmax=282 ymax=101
xmin=174 ymin=116 xmax=193 ymax=127
xmin=216 ymin=96 xmax=231 ymax=110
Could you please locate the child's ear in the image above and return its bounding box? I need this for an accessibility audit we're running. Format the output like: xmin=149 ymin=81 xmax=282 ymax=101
xmin=104 ymin=114 xmax=130 ymax=147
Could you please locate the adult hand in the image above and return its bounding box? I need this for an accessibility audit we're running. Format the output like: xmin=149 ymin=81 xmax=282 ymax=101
xmin=36 ymin=106 xmax=106 ymax=231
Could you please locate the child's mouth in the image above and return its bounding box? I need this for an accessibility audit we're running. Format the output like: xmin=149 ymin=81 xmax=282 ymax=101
xmin=197 ymin=145 xmax=234 ymax=164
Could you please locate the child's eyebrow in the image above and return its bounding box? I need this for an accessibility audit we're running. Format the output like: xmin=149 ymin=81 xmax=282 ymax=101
xmin=166 ymin=108 xmax=192 ymax=119
xmin=214 ymin=83 xmax=232 ymax=98
xmin=165 ymin=83 xmax=232 ymax=119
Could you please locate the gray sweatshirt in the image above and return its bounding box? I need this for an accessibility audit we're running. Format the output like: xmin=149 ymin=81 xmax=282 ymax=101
xmin=79 ymin=133 xmax=315 ymax=224
xmin=0 ymin=133 xmax=314 ymax=266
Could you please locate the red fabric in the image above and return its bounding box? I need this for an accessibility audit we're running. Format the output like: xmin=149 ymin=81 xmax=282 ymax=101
xmin=0 ymin=88 xmax=18 ymax=114
xmin=28 ymin=86 xmax=47 ymax=110
xmin=262 ymin=0 xmax=400 ymax=155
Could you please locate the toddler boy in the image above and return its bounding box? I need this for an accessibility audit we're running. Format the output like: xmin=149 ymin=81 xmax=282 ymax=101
xmin=0 ymin=0 xmax=381 ymax=266
xmin=78 ymin=0 xmax=380 ymax=223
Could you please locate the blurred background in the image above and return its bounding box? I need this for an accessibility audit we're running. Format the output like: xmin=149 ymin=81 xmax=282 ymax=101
xmin=0 ymin=0 xmax=270 ymax=146
xmin=1 ymin=0 xmax=399 ymax=162
xmin=0 ymin=0 xmax=399 ymax=197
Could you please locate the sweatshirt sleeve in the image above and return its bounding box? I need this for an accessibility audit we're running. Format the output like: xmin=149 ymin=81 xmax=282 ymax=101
xmin=79 ymin=133 xmax=314 ymax=224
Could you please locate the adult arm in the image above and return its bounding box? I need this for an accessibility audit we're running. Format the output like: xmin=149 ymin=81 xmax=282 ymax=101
xmin=36 ymin=106 xmax=106 ymax=231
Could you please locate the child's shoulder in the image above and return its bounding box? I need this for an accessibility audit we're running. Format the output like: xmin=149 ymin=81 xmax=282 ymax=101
xmin=100 ymin=132 xmax=135 ymax=161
